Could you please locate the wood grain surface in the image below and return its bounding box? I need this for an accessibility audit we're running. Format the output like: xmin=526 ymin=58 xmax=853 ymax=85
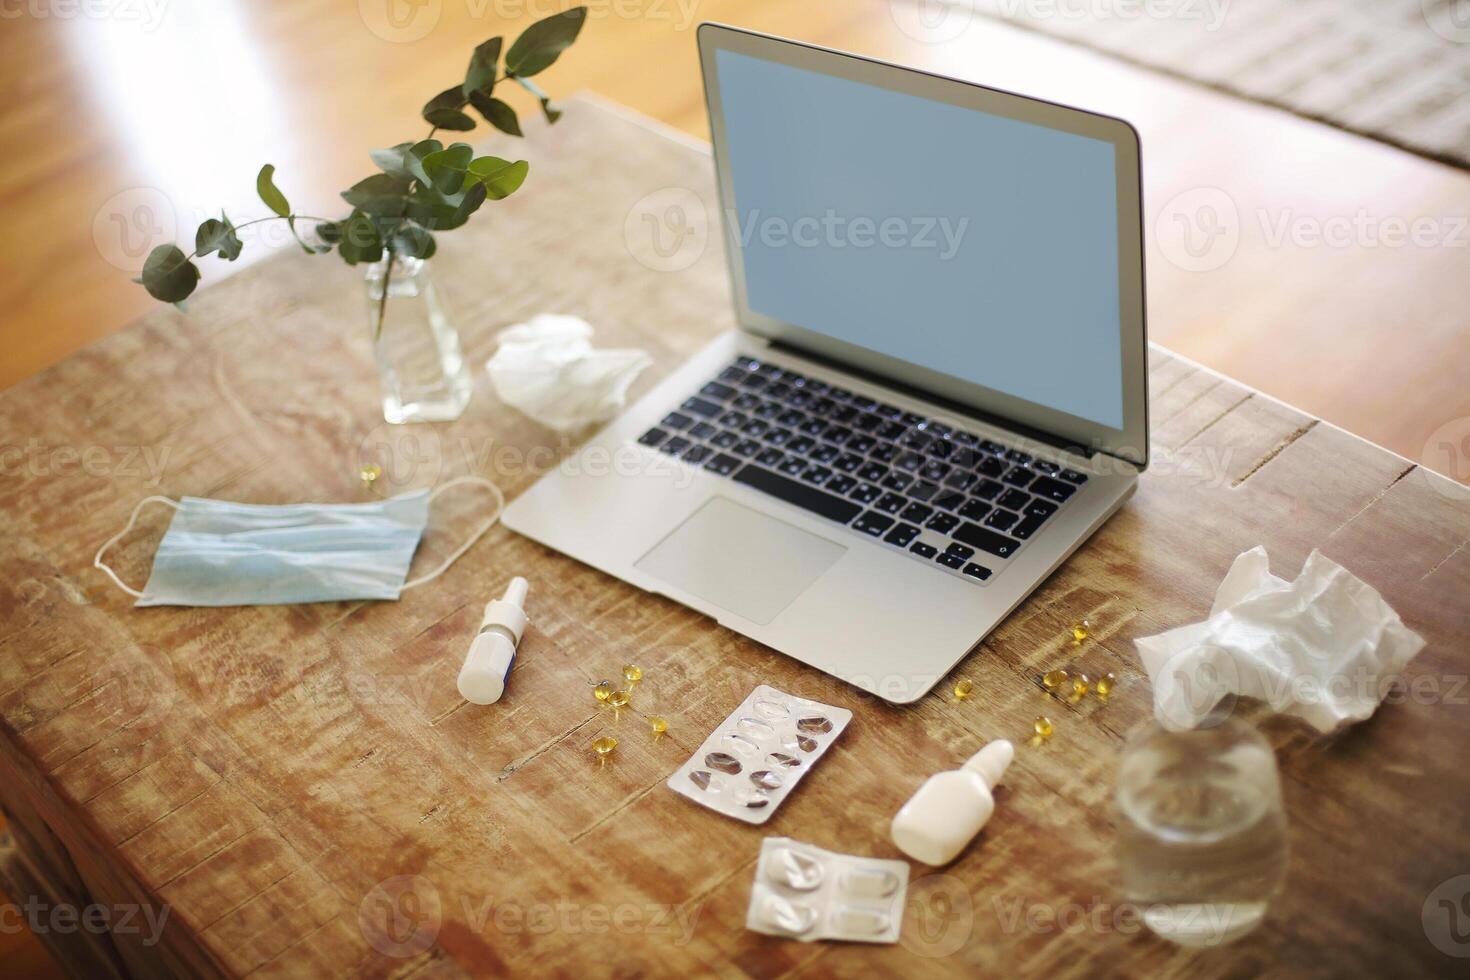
xmin=1 ymin=97 xmax=1468 ymax=978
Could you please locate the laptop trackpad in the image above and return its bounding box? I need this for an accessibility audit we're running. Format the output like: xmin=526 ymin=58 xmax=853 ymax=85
xmin=635 ymin=496 xmax=845 ymax=625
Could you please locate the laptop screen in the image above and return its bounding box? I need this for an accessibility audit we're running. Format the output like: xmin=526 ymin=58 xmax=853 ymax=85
xmin=712 ymin=47 xmax=1125 ymax=431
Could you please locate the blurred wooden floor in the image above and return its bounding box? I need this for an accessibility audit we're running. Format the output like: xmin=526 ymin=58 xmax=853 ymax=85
xmin=2 ymin=1 xmax=1469 ymax=476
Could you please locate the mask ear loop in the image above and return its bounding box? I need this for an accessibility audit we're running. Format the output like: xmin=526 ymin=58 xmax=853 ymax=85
xmin=401 ymin=476 xmax=506 ymax=591
xmin=93 ymin=496 xmax=181 ymax=598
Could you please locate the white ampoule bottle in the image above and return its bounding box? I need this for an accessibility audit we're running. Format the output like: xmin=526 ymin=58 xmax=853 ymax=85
xmin=890 ymin=739 xmax=1014 ymax=865
xmin=457 ymin=577 xmax=529 ymax=705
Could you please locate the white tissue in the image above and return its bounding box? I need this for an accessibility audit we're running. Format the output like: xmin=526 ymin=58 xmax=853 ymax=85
xmin=485 ymin=314 xmax=651 ymax=432
xmin=1136 ymin=547 xmax=1425 ymax=733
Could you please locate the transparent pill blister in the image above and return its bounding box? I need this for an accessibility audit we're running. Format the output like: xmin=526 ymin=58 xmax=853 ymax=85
xmin=745 ymin=838 xmax=909 ymax=944
xmin=667 ymin=685 xmax=851 ymax=825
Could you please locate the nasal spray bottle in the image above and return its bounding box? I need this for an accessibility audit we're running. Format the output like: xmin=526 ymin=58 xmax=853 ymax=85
xmin=457 ymin=577 xmax=529 ymax=705
xmin=890 ymin=739 xmax=1013 ymax=865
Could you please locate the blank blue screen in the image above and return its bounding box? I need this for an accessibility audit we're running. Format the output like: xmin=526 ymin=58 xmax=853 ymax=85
xmin=715 ymin=49 xmax=1125 ymax=429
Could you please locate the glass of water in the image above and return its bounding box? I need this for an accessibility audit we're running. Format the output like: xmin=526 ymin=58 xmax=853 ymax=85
xmin=1115 ymin=718 xmax=1288 ymax=947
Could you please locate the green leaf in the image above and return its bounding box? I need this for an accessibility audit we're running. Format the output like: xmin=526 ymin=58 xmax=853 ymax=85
xmin=135 ymin=244 xmax=200 ymax=303
xmin=469 ymin=91 xmax=522 ymax=136
xmin=463 ymin=36 xmax=502 ymax=96
xmin=256 ymin=164 xmax=291 ymax=217
xmin=504 ymin=6 xmax=586 ymax=77
xmin=467 ymin=156 xmax=529 ymax=199
xmin=315 ymin=220 xmax=343 ymax=244
xmin=513 ymin=75 xmax=562 ymax=123
xmin=369 ymin=143 xmax=415 ymax=178
xmin=422 ymin=143 xmax=474 ymax=195
xmin=405 ymin=139 xmax=443 ymax=185
xmin=393 ymin=224 xmax=437 ymax=260
xmin=444 ymin=181 xmax=487 ymax=230
xmin=336 ymin=212 xmax=383 ymax=265
xmin=194 ymin=213 xmax=243 ymax=261
xmin=341 ymin=173 xmax=413 ymax=216
xmin=422 ymin=85 xmax=475 ymax=131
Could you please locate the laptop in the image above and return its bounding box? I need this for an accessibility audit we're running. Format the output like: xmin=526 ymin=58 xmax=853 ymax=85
xmin=503 ymin=24 xmax=1148 ymax=704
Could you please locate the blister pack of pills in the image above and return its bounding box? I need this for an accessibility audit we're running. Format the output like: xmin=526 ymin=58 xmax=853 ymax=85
xmin=667 ymin=685 xmax=851 ymax=825
xmin=746 ymin=837 xmax=909 ymax=944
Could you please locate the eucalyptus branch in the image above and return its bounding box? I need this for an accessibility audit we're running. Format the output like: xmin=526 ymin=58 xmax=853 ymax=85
xmin=133 ymin=6 xmax=587 ymax=309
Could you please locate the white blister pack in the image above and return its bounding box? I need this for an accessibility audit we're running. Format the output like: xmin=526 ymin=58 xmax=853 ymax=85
xmin=746 ymin=838 xmax=909 ymax=944
xmin=667 ymin=685 xmax=851 ymax=825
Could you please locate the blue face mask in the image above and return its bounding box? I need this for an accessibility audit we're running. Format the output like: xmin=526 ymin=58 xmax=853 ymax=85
xmin=93 ymin=476 xmax=502 ymax=607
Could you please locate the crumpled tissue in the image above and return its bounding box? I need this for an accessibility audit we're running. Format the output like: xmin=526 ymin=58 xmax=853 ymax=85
xmin=485 ymin=314 xmax=651 ymax=432
xmin=1135 ymin=546 xmax=1425 ymax=733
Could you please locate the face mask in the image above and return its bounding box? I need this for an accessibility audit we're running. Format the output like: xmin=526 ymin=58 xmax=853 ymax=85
xmin=93 ymin=476 xmax=502 ymax=607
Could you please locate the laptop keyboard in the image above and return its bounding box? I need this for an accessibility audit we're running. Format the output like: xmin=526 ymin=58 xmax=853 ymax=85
xmin=637 ymin=357 xmax=1089 ymax=585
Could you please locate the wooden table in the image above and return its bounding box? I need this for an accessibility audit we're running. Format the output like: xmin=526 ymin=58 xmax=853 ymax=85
xmin=1 ymin=97 xmax=1467 ymax=978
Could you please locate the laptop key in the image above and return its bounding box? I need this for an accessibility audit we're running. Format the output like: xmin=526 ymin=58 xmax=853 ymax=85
xmin=998 ymin=488 xmax=1030 ymax=512
xmin=833 ymin=452 xmax=863 ymax=473
xmin=811 ymin=443 xmax=841 ymax=464
xmin=882 ymin=472 xmax=912 ymax=492
xmin=875 ymin=492 xmax=906 ymax=514
xmin=1002 ymin=466 xmax=1034 ymax=488
xmin=799 ymin=418 xmax=827 ymax=436
xmin=1011 ymin=513 xmax=1047 ymax=540
xmin=718 ymin=366 xmax=746 ymax=383
xmin=980 ymin=439 xmax=1007 ymax=455
xmin=778 ymin=457 xmax=806 ymax=476
xmin=853 ymin=511 xmax=896 ymax=536
xmin=871 ymin=443 xmax=900 ymax=463
xmin=740 ymin=419 xmax=769 ymax=437
xmin=920 ymin=460 xmax=951 ymax=481
xmin=756 ymin=448 xmax=785 ymax=467
xmin=765 ymin=427 xmax=792 ymax=446
xmin=733 ymin=439 xmax=762 ymax=458
xmin=900 ymin=502 xmax=933 ymax=523
xmin=639 ymin=427 xmax=668 ymax=447
xmin=976 ymin=455 xmax=1006 ymax=479
xmin=985 ymin=509 xmax=1019 ymax=531
xmin=958 ymin=498 xmax=991 ymax=521
xmin=701 ymin=381 xmax=737 ymax=401
xmin=909 ymin=480 xmax=940 ymax=501
xmin=705 ymin=453 xmax=741 ymax=476
xmin=682 ymin=397 xmax=722 ymax=417
xmin=711 ymin=431 xmax=739 ymax=449
xmin=1031 ymin=475 xmax=1078 ymax=502
xmin=936 ymin=553 xmax=966 ymax=570
xmin=662 ymin=411 xmax=694 ymax=430
xmin=718 ymin=410 xmax=748 ymax=428
xmin=973 ymin=478 xmax=1003 ymax=501
xmin=690 ymin=421 xmax=719 ymax=440
xmin=884 ymin=522 xmax=921 ymax=548
xmin=731 ymin=463 xmax=862 ymax=524
xmin=1005 ymin=449 xmax=1032 ymax=465
xmin=826 ymin=473 xmax=858 ymax=495
xmin=847 ymin=434 xmax=877 ymax=453
xmin=952 ymin=522 xmax=1020 ymax=559
xmin=801 ymin=465 xmax=834 ymax=485
xmin=1060 ymin=468 xmax=1089 ymax=485
xmin=850 ymin=482 xmax=882 ymax=504
xmin=909 ymin=541 xmax=938 ymax=559
xmin=682 ymin=445 xmax=712 ymax=465
xmin=661 ymin=436 xmax=692 ymax=455
xmin=895 ymin=451 xmax=925 ymax=472
xmin=787 ymin=436 xmax=818 ymax=455
xmin=933 ymin=490 xmax=966 ymax=511
xmin=857 ymin=462 xmax=888 ymax=482
xmin=1025 ymin=498 xmax=1058 ymax=520
xmin=962 ymin=562 xmax=993 ymax=581
xmin=1032 ymin=459 xmax=1059 ymax=475
xmin=733 ymin=393 xmax=762 ymax=411
xmin=943 ymin=469 xmax=976 ymax=490
xmin=926 ymin=512 xmax=959 ymax=534
xmin=877 ymin=421 xmax=906 ymax=441
xmin=946 ymin=542 xmax=975 ymax=560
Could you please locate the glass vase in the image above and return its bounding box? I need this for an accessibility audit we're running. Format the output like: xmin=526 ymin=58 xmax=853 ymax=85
xmin=365 ymin=256 xmax=473 ymax=424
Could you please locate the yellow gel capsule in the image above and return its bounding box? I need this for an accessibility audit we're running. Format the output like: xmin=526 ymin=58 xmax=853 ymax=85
xmin=1042 ymin=668 xmax=1069 ymax=690
xmin=593 ymin=680 xmax=613 ymax=702
xmin=1034 ymin=716 xmax=1054 ymax=739
xmin=1071 ymin=620 xmax=1091 ymax=643
xmin=592 ymin=736 xmax=617 ymax=760
xmin=1071 ymin=674 xmax=1090 ymax=699
xmin=358 ymin=463 xmax=381 ymax=488
xmin=622 ymin=664 xmax=643 ymax=683
xmin=953 ymin=678 xmax=974 ymax=701
xmin=608 ymin=690 xmax=630 ymax=709
xmin=1096 ymin=672 xmax=1116 ymax=698
xmin=650 ymin=716 xmax=668 ymax=736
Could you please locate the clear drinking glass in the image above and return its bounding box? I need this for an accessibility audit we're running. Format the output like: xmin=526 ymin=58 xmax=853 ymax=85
xmin=1114 ymin=718 xmax=1288 ymax=947
xmin=366 ymin=256 xmax=473 ymax=424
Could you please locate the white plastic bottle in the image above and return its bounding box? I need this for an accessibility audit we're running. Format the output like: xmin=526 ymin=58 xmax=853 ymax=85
xmin=457 ymin=577 xmax=529 ymax=705
xmin=890 ymin=739 xmax=1014 ymax=865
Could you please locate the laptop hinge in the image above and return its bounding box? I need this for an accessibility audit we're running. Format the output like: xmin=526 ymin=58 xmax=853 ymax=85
xmin=766 ymin=337 xmax=1098 ymax=461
